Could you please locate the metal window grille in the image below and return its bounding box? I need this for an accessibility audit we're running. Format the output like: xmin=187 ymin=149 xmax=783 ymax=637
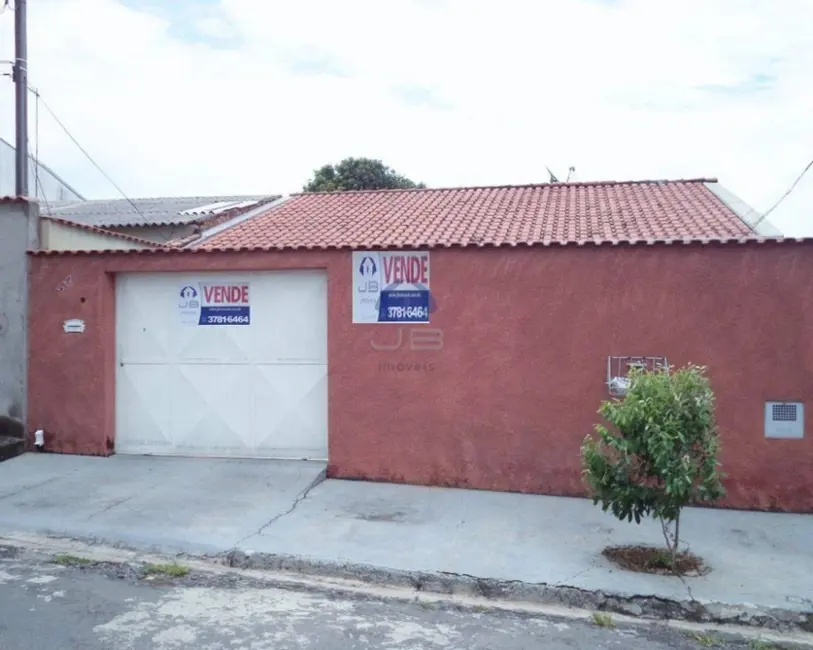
xmin=606 ymin=356 xmax=668 ymax=396
xmin=772 ymin=403 xmax=798 ymax=422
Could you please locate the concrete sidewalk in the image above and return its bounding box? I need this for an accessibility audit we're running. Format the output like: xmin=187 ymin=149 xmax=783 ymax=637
xmin=0 ymin=454 xmax=325 ymax=553
xmin=0 ymin=455 xmax=811 ymax=628
xmin=241 ymin=480 xmax=813 ymax=617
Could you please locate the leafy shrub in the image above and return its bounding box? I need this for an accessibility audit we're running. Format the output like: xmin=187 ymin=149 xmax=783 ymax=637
xmin=581 ymin=364 xmax=725 ymax=565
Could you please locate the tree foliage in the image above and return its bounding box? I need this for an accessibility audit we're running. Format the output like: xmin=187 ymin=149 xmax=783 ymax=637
xmin=581 ymin=365 xmax=725 ymax=563
xmin=303 ymin=157 xmax=425 ymax=192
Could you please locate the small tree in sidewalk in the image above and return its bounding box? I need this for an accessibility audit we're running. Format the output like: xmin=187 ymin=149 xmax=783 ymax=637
xmin=580 ymin=364 xmax=725 ymax=570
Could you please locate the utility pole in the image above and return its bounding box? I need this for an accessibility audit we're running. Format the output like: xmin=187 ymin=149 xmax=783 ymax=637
xmin=12 ymin=0 xmax=28 ymax=196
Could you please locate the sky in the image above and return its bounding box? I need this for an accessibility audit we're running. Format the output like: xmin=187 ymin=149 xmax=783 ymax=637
xmin=0 ymin=0 xmax=811 ymax=235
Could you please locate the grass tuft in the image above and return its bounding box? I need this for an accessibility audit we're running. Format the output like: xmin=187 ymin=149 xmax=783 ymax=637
xmin=142 ymin=562 xmax=189 ymax=578
xmin=591 ymin=612 xmax=616 ymax=629
xmin=690 ymin=633 xmax=721 ymax=647
xmin=747 ymin=640 xmax=777 ymax=650
xmin=52 ymin=553 xmax=93 ymax=566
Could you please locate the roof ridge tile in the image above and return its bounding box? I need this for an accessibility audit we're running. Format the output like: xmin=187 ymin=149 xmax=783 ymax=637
xmin=293 ymin=178 xmax=719 ymax=197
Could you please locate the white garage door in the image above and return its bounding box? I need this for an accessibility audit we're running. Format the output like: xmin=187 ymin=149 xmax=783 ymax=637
xmin=115 ymin=270 xmax=328 ymax=459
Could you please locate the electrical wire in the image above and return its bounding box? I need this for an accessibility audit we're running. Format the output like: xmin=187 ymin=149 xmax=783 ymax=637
xmin=34 ymin=86 xmax=38 ymax=195
xmin=28 ymin=87 xmax=146 ymax=219
xmin=0 ymin=0 xmax=14 ymax=14
xmin=29 ymin=86 xmax=49 ymax=213
xmin=20 ymin=80 xmax=810 ymax=235
xmin=30 ymin=139 xmax=50 ymax=215
xmin=751 ymin=156 xmax=813 ymax=231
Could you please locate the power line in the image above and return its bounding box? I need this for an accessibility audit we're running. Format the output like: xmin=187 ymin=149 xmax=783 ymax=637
xmin=34 ymin=81 xmax=38 ymax=193
xmin=30 ymin=139 xmax=50 ymax=215
xmin=751 ymin=155 xmax=813 ymax=231
xmin=27 ymin=86 xmax=146 ymax=218
xmin=29 ymin=86 xmax=49 ymax=214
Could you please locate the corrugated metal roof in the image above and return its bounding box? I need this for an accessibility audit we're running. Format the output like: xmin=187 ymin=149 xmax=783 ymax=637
xmin=45 ymin=195 xmax=280 ymax=228
xmin=177 ymin=199 xmax=263 ymax=216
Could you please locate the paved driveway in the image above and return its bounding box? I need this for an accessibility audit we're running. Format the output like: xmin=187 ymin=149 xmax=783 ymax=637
xmin=0 ymin=454 xmax=325 ymax=553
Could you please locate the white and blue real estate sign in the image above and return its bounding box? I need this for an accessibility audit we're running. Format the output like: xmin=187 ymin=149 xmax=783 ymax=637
xmin=179 ymin=282 xmax=251 ymax=325
xmin=352 ymin=251 xmax=431 ymax=324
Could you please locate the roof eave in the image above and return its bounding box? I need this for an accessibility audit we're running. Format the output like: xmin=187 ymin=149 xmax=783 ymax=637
xmin=27 ymin=235 xmax=813 ymax=257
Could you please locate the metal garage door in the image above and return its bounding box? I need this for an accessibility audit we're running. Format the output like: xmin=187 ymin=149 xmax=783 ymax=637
xmin=115 ymin=270 xmax=328 ymax=459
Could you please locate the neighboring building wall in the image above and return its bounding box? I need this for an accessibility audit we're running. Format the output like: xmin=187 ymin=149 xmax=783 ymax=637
xmin=1 ymin=199 xmax=39 ymax=437
xmin=40 ymin=220 xmax=148 ymax=251
xmin=26 ymin=243 xmax=813 ymax=511
xmin=0 ymin=139 xmax=84 ymax=203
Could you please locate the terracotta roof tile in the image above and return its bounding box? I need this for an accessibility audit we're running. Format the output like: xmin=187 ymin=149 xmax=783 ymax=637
xmin=196 ymin=179 xmax=754 ymax=250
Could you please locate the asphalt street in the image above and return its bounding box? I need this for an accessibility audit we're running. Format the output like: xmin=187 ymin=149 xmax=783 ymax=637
xmin=0 ymin=543 xmax=799 ymax=650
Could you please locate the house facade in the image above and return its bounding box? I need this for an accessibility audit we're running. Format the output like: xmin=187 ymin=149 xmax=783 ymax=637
xmin=25 ymin=179 xmax=813 ymax=512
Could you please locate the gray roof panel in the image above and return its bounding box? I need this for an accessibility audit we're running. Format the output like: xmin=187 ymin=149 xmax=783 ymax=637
xmin=45 ymin=195 xmax=280 ymax=228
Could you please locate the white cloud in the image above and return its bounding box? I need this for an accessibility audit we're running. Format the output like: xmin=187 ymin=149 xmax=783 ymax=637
xmin=0 ymin=0 xmax=810 ymax=234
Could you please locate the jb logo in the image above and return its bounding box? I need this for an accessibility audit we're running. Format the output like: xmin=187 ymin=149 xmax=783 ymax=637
xmin=359 ymin=257 xmax=377 ymax=276
xmin=370 ymin=328 xmax=443 ymax=351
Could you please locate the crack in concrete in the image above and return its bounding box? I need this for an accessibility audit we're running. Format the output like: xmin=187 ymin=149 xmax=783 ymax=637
xmin=82 ymin=477 xmax=168 ymax=522
xmin=85 ymin=494 xmax=137 ymax=520
xmin=677 ymin=573 xmax=697 ymax=604
xmin=0 ymin=476 xmax=63 ymax=502
xmin=255 ymin=484 xmax=316 ymax=535
xmin=556 ymin=564 xmax=597 ymax=586
xmin=230 ymin=469 xmax=326 ymax=551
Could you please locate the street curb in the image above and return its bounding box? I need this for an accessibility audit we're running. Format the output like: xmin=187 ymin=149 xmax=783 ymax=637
xmin=220 ymin=550 xmax=813 ymax=633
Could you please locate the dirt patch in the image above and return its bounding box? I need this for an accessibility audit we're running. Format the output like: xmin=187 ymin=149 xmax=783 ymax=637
xmin=602 ymin=545 xmax=707 ymax=576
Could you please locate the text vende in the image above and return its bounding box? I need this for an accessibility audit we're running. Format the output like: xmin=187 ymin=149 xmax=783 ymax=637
xmin=204 ymin=285 xmax=249 ymax=304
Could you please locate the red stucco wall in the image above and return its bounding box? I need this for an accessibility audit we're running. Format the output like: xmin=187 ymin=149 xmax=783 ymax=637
xmin=27 ymin=243 xmax=813 ymax=512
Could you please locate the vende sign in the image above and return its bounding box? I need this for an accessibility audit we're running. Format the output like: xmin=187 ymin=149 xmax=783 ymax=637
xmin=203 ymin=285 xmax=249 ymax=305
xmin=381 ymin=254 xmax=429 ymax=286
xmin=178 ymin=281 xmax=251 ymax=326
xmin=352 ymin=251 xmax=431 ymax=324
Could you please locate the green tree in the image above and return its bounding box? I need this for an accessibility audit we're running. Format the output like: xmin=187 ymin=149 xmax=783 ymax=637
xmin=580 ymin=364 xmax=725 ymax=566
xmin=303 ymin=157 xmax=425 ymax=192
